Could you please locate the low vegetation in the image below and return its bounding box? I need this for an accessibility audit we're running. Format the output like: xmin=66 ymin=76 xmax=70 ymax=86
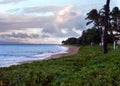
xmin=0 ymin=45 xmax=120 ymax=86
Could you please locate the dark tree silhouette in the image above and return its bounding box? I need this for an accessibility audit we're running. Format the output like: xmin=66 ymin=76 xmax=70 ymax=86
xmin=62 ymin=0 xmax=120 ymax=51
xmin=103 ymin=0 xmax=110 ymax=54
xmin=85 ymin=9 xmax=100 ymax=29
xmin=62 ymin=28 xmax=102 ymax=45
xmin=111 ymin=7 xmax=120 ymax=33
xmin=62 ymin=37 xmax=77 ymax=45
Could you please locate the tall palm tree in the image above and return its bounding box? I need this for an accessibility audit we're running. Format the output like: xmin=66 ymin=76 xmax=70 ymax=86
xmin=103 ymin=0 xmax=110 ymax=54
xmin=85 ymin=9 xmax=100 ymax=29
xmin=100 ymin=5 xmax=113 ymax=35
xmin=111 ymin=7 xmax=120 ymax=33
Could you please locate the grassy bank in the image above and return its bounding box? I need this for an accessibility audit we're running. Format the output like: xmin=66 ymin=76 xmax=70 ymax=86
xmin=0 ymin=46 xmax=120 ymax=86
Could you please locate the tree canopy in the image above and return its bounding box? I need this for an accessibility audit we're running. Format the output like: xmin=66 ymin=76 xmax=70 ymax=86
xmin=62 ymin=6 xmax=120 ymax=46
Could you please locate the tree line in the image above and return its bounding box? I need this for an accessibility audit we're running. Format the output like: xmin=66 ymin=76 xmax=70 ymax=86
xmin=62 ymin=6 xmax=120 ymax=46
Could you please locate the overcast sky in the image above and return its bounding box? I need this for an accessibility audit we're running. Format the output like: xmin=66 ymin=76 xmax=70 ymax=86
xmin=0 ymin=0 xmax=119 ymax=44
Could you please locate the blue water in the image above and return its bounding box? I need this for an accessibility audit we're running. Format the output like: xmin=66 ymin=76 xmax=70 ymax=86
xmin=0 ymin=44 xmax=68 ymax=67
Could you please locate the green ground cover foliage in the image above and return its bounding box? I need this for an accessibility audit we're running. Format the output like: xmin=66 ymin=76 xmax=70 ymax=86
xmin=0 ymin=45 xmax=120 ymax=86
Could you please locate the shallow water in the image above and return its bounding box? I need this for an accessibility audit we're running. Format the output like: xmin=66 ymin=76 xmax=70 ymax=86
xmin=0 ymin=44 xmax=68 ymax=67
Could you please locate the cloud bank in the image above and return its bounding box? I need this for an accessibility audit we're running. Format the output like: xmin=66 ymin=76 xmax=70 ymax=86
xmin=0 ymin=5 xmax=85 ymax=44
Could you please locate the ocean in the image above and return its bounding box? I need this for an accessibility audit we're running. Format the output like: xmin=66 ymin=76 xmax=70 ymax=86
xmin=0 ymin=44 xmax=68 ymax=67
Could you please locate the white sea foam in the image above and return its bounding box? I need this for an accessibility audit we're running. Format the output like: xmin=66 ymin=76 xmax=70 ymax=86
xmin=0 ymin=44 xmax=68 ymax=68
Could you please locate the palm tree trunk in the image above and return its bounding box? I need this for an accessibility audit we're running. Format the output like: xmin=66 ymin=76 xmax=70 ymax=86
xmin=103 ymin=0 xmax=110 ymax=54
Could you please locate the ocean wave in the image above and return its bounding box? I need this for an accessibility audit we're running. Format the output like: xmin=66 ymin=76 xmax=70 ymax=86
xmin=0 ymin=45 xmax=68 ymax=68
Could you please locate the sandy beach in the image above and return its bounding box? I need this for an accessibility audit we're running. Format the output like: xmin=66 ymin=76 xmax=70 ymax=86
xmin=47 ymin=45 xmax=79 ymax=60
xmin=21 ymin=45 xmax=79 ymax=64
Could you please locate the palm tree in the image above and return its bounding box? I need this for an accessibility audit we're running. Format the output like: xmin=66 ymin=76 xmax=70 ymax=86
xmin=85 ymin=9 xmax=101 ymax=29
xmin=111 ymin=7 xmax=120 ymax=33
xmin=103 ymin=0 xmax=110 ymax=54
xmin=99 ymin=5 xmax=114 ymax=36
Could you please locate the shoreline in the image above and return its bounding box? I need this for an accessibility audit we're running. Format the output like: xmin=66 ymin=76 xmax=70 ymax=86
xmin=0 ymin=45 xmax=80 ymax=68
xmin=19 ymin=45 xmax=79 ymax=64
xmin=47 ymin=45 xmax=79 ymax=60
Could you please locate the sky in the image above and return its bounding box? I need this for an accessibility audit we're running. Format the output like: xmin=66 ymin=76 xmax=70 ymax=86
xmin=0 ymin=0 xmax=119 ymax=44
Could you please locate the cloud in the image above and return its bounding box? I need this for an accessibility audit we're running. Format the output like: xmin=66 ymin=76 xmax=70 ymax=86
xmin=0 ymin=0 xmax=26 ymax=4
xmin=0 ymin=4 xmax=85 ymax=44
xmin=72 ymin=28 xmax=82 ymax=36
xmin=23 ymin=6 xmax=62 ymax=13
xmin=0 ymin=31 xmax=65 ymax=44
xmin=55 ymin=5 xmax=82 ymax=23
xmin=7 ymin=8 xmax=21 ymax=13
xmin=61 ymin=29 xmax=68 ymax=34
xmin=54 ymin=5 xmax=85 ymax=30
xmin=0 ymin=32 xmax=40 ymax=39
xmin=0 ymin=13 xmax=54 ymax=32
